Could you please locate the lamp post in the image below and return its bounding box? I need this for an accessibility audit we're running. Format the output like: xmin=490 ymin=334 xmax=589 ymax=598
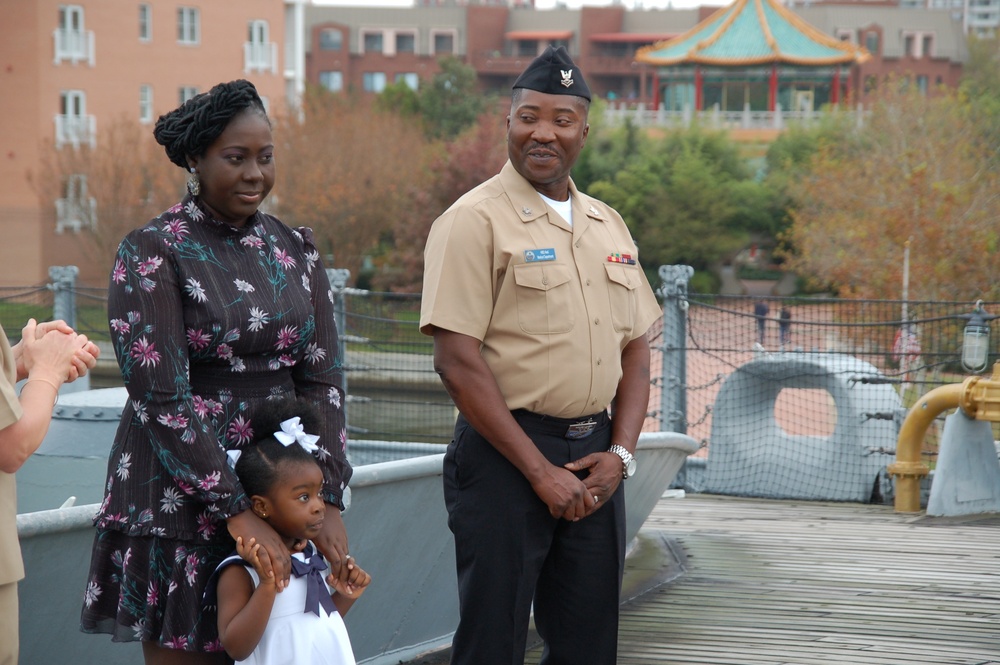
xmin=960 ymin=300 xmax=996 ymax=374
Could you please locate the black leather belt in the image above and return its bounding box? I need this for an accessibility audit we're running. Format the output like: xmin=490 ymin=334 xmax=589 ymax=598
xmin=511 ymin=409 xmax=610 ymax=440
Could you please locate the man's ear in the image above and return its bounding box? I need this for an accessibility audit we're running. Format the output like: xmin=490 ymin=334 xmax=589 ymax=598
xmin=251 ymin=495 xmax=270 ymax=519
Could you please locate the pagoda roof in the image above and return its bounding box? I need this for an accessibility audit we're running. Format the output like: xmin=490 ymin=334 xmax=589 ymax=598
xmin=636 ymin=0 xmax=870 ymax=67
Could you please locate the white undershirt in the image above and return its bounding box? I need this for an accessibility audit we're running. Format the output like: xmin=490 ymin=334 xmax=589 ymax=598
xmin=539 ymin=192 xmax=573 ymax=227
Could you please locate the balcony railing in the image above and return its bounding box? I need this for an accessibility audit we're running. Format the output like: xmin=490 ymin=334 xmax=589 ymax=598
xmin=55 ymin=197 xmax=97 ymax=234
xmin=54 ymin=114 xmax=97 ymax=149
xmin=244 ymin=41 xmax=278 ymax=74
xmin=604 ymin=101 xmax=868 ymax=131
xmin=53 ymin=29 xmax=95 ymax=66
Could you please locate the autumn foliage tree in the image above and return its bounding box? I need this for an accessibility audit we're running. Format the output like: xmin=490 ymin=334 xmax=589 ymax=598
xmin=371 ymin=110 xmax=508 ymax=292
xmin=30 ymin=115 xmax=181 ymax=281
xmin=272 ymin=88 xmax=433 ymax=281
xmin=781 ymin=81 xmax=1000 ymax=301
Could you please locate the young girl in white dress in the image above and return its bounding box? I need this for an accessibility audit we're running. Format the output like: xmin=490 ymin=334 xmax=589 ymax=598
xmin=210 ymin=398 xmax=371 ymax=665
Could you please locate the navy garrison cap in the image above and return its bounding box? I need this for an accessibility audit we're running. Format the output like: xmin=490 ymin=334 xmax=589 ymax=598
xmin=512 ymin=45 xmax=591 ymax=102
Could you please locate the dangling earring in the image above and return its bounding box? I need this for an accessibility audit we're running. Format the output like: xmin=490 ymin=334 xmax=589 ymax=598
xmin=186 ymin=167 xmax=200 ymax=197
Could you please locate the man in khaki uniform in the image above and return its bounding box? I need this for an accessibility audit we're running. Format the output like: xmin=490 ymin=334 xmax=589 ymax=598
xmin=420 ymin=46 xmax=661 ymax=665
xmin=0 ymin=321 xmax=98 ymax=665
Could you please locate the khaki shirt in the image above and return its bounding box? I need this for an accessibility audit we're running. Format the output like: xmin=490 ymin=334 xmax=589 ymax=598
xmin=421 ymin=161 xmax=661 ymax=419
xmin=0 ymin=325 xmax=25 ymax=585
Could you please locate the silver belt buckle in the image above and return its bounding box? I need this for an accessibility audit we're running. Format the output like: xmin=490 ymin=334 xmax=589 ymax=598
xmin=566 ymin=419 xmax=597 ymax=440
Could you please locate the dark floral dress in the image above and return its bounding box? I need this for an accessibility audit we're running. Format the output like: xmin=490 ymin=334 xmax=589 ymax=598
xmin=80 ymin=196 xmax=351 ymax=651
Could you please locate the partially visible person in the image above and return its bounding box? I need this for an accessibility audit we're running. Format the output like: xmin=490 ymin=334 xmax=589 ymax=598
xmin=420 ymin=46 xmax=661 ymax=664
xmin=80 ymin=80 xmax=352 ymax=665
xmin=754 ymin=300 xmax=770 ymax=345
xmin=210 ymin=397 xmax=371 ymax=665
xmin=779 ymin=306 xmax=792 ymax=348
xmin=1 ymin=318 xmax=98 ymax=665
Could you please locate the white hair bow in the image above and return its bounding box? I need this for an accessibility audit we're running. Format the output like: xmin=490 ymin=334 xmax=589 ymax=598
xmin=274 ymin=417 xmax=320 ymax=454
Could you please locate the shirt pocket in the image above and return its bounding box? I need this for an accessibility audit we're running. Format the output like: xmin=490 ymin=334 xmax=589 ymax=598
xmin=604 ymin=263 xmax=641 ymax=333
xmin=512 ymin=263 xmax=575 ymax=334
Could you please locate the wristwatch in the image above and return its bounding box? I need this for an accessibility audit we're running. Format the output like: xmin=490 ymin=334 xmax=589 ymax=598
xmin=608 ymin=445 xmax=637 ymax=479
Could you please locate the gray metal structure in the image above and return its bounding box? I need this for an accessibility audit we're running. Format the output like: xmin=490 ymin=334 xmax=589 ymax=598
xmin=703 ymin=352 xmax=902 ymax=502
xmin=17 ymin=387 xmax=697 ymax=665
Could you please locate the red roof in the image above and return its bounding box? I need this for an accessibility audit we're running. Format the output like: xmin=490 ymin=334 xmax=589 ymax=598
xmin=505 ymin=30 xmax=574 ymax=40
xmin=589 ymin=33 xmax=678 ymax=43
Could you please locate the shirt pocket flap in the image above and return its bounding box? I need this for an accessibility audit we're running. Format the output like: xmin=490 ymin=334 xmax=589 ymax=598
xmin=604 ymin=263 xmax=640 ymax=291
xmin=513 ymin=263 xmax=572 ymax=292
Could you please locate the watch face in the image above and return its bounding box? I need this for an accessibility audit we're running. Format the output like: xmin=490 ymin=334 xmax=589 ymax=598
xmin=625 ymin=457 xmax=637 ymax=477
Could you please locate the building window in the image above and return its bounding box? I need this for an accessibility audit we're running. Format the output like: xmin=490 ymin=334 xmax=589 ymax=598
xmin=56 ymin=174 xmax=97 ymax=234
xmin=922 ymin=35 xmax=934 ymax=58
xmin=514 ymin=40 xmax=538 ymax=57
xmin=139 ymin=4 xmax=152 ymax=42
xmin=54 ymin=4 xmax=94 ymax=65
xmin=55 ymin=90 xmax=94 ymax=148
xmin=319 ymin=28 xmax=342 ymax=51
xmin=179 ymin=86 xmax=199 ymax=105
xmin=245 ymin=19 xmax=276 ymax=73
xmin=177 ymin=7 xmax=199 ymax=45
xmin=396 ymin=33 xmax=416 ymax=54
xmin=363 ymin=72 xmax=387 ymax=93
xmin=319 ymin=71 xmax=343 ymax=92
xmin=903 ymin=34 xmax=915 ymax=57
xmin=917 ymin=75 xmax=929 ymax=94
xmin=433 ymin=32 xmax=454 ymax=54
xmin=139 ymin=85 xmax=153 ymax=124
xmin=395 ymin=72 xmax=419 ymax=90
xmin=363 ymin=32 xmax=384 ymax=54
xmin=864 ymin=32 xmax=879 ymax=55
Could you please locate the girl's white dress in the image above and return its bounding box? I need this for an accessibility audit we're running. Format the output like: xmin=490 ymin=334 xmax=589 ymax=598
xmin=215 ymin=545 xmax=357 ymax=665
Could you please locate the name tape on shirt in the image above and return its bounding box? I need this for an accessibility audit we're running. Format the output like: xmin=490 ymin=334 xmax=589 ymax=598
xmin=524 ymin=248 xmax=556 ymax=263
xmin=607 ymin=253 xmax=636 ymax=265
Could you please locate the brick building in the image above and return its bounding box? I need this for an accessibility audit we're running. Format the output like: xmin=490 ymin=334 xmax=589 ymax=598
xmin=0 ymin=0 xmax=970 ymax=287
xmin=0 ymin=1 xmax=285 ymax=286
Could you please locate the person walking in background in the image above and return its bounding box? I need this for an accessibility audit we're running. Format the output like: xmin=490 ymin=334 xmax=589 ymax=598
xmin=420 ymin=46 xmax=661 ymax=665
xmin=754 ymin=299 xmax=770 ymax=345
xmin=80 ymin=80 xmax=353 ymax=665
xmin=210 ymin=397 xmax=371 ymax=665
xmin=0 ymin=318 xmax=98 ymax=665
xmin=779 ymin=306 xmax=792 ymax=348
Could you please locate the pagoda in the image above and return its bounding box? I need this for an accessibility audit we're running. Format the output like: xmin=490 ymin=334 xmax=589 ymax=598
xmin=636 ymin=0 xmax=870 ymax=113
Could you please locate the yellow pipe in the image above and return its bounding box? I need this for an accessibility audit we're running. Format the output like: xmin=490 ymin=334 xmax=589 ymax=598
xmin=888 ymin=362 xmax=1000 ymax=513
xmin=887 ymin=383 xmax=962 ymax=512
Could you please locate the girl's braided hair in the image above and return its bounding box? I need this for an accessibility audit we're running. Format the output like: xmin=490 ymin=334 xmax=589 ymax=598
xmin=153 ymin=79 xmax=269 ymax=170
xmin=234 ymin=397 xmax=323 ymax=498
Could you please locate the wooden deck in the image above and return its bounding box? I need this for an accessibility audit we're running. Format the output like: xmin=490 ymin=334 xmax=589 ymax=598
xmin=410 ymin=493 xmax=1000 ymax=665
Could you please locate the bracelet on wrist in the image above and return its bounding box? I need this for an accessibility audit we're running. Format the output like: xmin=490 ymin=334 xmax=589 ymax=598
xmin=23 ymin=377 xmax=60 ymax=406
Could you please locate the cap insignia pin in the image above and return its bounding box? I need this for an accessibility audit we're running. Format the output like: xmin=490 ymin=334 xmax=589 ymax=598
xmin=560 ymin=69 xmax=574 ymax=88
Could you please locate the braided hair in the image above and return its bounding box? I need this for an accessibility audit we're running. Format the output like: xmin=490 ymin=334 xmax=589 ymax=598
xmin=234 ymin=397 xmax=323 ymax=498
xmin=153 ymin=79 xmax=269 ymax=170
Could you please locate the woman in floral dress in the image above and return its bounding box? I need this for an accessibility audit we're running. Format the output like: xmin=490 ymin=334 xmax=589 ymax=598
xmin=80 ymin=80 xmax=353 ymax=665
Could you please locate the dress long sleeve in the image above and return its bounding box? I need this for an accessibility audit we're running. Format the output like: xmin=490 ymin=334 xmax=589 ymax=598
xmin=95 ymin=198 xmax=351 ymax=540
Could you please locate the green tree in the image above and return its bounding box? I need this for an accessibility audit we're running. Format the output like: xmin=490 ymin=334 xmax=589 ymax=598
xmin=417 ymin=56 xmax=489 ymax=140
xmin=376 ymin=80 xmax=421 ymax=117
xmin=586 ymin=127 xmax=773 ymax=280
